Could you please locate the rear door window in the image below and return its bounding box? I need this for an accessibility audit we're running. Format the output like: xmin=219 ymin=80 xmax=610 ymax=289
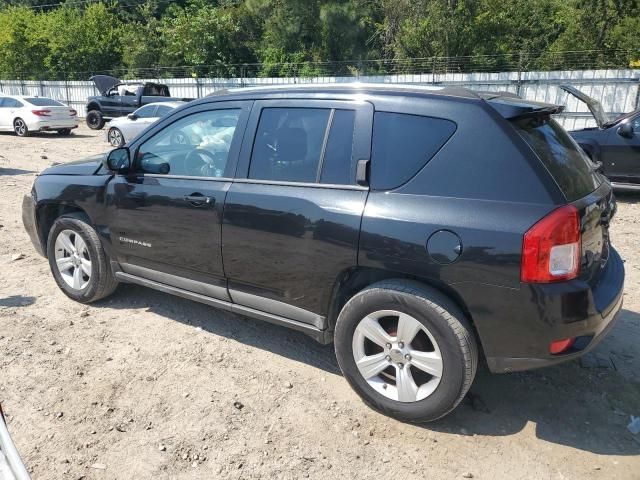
xmin=371 ymin=112 xmax=456 ymax=190
xmin=512 ymin=116 xmax=602 ymax=201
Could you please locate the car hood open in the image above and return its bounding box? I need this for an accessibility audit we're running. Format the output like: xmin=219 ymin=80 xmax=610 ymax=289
xmin=90 ymin=75 xmax=121 ymax=96
xmin=559 ymin=85 xmax=610 ymax=128
xmin=40 ymin=154 xmax=105 ymax=176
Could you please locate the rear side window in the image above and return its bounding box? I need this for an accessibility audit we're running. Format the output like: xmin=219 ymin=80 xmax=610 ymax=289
xmin=26 ymin=97 xmax=64 ymax=107
xmin=320 ymin=110 xmax=356 ymax=184
xmin=512 ymin=116 xmax=602 ymax=201
xmin=371 ymin=112 xmax=456 ymax=190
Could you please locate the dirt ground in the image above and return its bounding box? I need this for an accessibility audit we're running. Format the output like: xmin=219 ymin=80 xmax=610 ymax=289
xmin=0 ymin=125 xmax=639 ymax=480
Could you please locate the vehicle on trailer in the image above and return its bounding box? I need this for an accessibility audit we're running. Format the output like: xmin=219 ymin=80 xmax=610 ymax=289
xmin=106 ymin=101 xmax=184 ymax=147
xmin=22 ymin=84 xmax=624 ymax=422
xmin=561 ymin=85 xmax=640 ymax=191
xmin=0 ymin=95 xmax=78 ymax=137
xmin=85 ymin=75 xmax=187 ymax=131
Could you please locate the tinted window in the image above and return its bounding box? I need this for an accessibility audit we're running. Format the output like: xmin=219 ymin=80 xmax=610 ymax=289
xmin=512 ymin=116 xmax=602 ymax=201
xmin=371 ymin=112 xmax=456 ymax=190
xmin=137 ymin=109 xmax=241 ymax=177
xmin=1 ymin=98 xmax=19 ymax=108
xmin=250 ymin=108 xmax=330 ymax=183
xmin=26 ymin=97 xmax=64 ymax=107
xmin=632 ymin=116 xmax=640 ymax=133
xmin=320 ymin=109 xmax=356 ymax=184
xmin=135 ymin=104 xmax=157 ymax=118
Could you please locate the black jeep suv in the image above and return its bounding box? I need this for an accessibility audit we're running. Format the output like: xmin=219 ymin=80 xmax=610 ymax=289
xmin=22 ymin=84 xmax=624 ymax=422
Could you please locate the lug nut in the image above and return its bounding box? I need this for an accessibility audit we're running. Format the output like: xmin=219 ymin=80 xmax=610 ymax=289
xmin=382 ymin=384 xmax=387 ymax=389
xmin=385 ymin=355 xmax=391 ymax=361
xmin=385 ymin=343 xmax=392 ymax=349
xmin=398 ymin=363 xmax=404 ymax=369
xmin=398 ymin=342 xmax=404 ymax=348
xmin=405 ymin=354 xmax=411 ymax=361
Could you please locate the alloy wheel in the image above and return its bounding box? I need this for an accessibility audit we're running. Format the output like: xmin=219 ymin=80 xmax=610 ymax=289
xmin=54 ymin=229 xmax=92 ymax=290
xmin=14 ymin=119 xmax=26 ymax=136
xmin=108 ymin=128 xmax=123 ymax=147
xmin=352 ymin=310 xmax=443 ymax=402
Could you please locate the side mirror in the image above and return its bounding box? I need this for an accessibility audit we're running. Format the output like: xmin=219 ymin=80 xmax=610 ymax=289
xmin=127 ymin=113 xmax=138 ymax=121
xmin=617 ymin=122 xmax=634 ymax=139
xmin=103 ymin=147 xmax=131 ymax=172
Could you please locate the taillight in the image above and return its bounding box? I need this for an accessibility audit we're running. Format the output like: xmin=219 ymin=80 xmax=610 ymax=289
xmin=521 ymin=205 xmax=581 ymax=283
xmin=69 ymin=109 xmax=77 ymax=116
xmin=31 ymin=109 xmax=51 ymax=116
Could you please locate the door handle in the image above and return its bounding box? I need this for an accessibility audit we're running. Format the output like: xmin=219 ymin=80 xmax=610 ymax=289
xmin=184 ymin=193 xmax=213 ymax=206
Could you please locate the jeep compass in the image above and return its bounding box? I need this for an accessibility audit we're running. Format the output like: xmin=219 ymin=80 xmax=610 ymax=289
xmin=22 ymin=84 xmax=624 ymax=422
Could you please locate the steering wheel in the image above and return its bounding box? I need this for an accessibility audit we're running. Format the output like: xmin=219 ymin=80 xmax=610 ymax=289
xmin=183 ymin=149 xmax=225 ymax=177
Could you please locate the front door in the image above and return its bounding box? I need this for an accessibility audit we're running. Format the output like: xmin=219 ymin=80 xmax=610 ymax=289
xmin=603 ymin=115 xmax=640 ymax=184
xmin=106 ymin=101 xmax=251 ymax=299
xmin=222 ymin=99 xmax=373 ymax=327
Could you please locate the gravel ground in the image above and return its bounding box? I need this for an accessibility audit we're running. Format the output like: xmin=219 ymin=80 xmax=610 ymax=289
xmin=0 ymin=125 xmax=639 ymax=480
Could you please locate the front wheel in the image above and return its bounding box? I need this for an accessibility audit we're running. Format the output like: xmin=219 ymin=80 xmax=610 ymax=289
xmin=86 ymin=110 xmax=105 ymax=130
xmin=47 ymin=216 xmax=118 ymax=303
xmin=334 ymin=280 xmax=478 ymax=423
xmin=107 ymin=127 xmax=125 ymax=147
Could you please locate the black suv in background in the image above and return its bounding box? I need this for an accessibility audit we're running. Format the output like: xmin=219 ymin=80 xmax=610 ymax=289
xmin=23 ymin=84 xmax=624 ymax=422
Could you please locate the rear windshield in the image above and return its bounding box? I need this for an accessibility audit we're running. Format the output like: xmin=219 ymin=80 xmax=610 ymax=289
xmin=26 ymin=97 xmax=64 ymax=107
xmin=512 ymin=116 xmax=602 ymax=201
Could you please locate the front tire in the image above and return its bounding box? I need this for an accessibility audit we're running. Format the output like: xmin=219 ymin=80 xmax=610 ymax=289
xmin=86 ymin=110 xmax=105 ymax=130
xmin=107 ymin=127 xmax=125 ymax=147
xmin=334 ymin=280 xmax=478 ymax=423
xmin=13 ymin=118 xmax=29 ymax=137
xmin=47 ymin=216 xmax=118 ymax=303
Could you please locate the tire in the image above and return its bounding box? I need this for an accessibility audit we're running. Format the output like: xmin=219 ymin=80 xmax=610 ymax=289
xmin=334 ymin=280 xmax=478 ymax=423
xmin=57 ymin=128 xmax=72 ymax=135
xmin=13 ymin=118 xmax=29 ymax=137
xmin=47 ymin=215 xmax=118 ymax=303
xmin=86 ymin=110 xmax=105 ymax=130
xmin=107 ymin=127 xmax=125 ymax=147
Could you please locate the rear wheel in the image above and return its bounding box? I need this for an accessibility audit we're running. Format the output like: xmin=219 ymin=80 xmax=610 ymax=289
xmin=334 ymin=280 xmax=477 ymax=423
xmin=13 ymin=118 xmax=29 ymax=137
xmin=47 ymin=216 xmax=118 ymax=303
xmin=86 ymin=110 xmax=105 ymax=130
xmin=107 ymin=127 xmax=124 ymax=147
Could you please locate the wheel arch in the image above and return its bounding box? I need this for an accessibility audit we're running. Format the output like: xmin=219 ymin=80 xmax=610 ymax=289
xmin=86 ymin=102 xmax=101 ymax=112
xmin=36 ymin=203 xmax=91 ymax=255
xmin=326 ymin=267 xmax=476 ymax=338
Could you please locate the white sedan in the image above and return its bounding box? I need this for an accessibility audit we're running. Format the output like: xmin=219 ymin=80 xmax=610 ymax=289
xmin=106 ymin=101 xmax=184 ymax=147
xmin=0 ymin=95 xmax=78 ymax=137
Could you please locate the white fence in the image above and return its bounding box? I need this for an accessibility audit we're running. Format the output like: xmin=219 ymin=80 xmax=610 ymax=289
xmin=1 ymin=69 xmax=638 ymax=129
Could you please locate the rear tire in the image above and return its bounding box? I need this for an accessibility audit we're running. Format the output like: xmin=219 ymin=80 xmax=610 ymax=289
xmin=13 ymin=118 xmax=29 ymax=137
xmin=334 ymin=280 xmax=477 ymax=423
xmin=47 ymin=216 xmax=118 ymax=303
xmin=86 ymin=110 xmax=105 ymax=130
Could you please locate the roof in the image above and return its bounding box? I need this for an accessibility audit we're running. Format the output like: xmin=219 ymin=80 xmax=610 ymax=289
xmin=143 ymin=101 xmax=185 ymax=108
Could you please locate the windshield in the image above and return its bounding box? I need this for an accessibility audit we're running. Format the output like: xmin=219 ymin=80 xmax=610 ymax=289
xmin=26 ymin=97 xmax=64 ymax=107
xmin=512 ymin=115 xmax=603 ymax=201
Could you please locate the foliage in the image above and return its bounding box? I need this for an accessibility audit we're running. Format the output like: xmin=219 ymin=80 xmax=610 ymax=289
xmin=0 ymin=0 xmax=638 ymax=79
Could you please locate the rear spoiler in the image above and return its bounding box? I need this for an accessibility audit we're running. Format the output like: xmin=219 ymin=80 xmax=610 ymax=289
xmin=483 ymin=94 xmax=564 ymax=120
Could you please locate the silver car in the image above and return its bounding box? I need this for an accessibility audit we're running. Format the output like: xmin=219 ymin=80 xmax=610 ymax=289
xmin=106 ymin=101 xmax=183 ymax=147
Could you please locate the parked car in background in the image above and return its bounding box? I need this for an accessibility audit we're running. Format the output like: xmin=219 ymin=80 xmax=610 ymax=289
xmin=106 ymin=101 xmax=184 ymax=147
xmin=0 ymin=95 xmax=78 ymax=137
xmin=86 ymin=75 xmax=187 ymax=131
xmin=22 ymin=84 xmax=624 ymax=422
xmin=0 ymin=404 xmax=30 ymax=480
xmin=561 ymin=85 xmax=640 ymax=191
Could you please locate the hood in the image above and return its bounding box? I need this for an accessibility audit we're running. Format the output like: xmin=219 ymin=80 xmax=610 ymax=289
xmin=90 ymin=75 xmax=121 ymax=95
xmin=559 ymin=85 xmax=610 ymax=128
xmin=40 ymin=154 xmax=105 ymax=176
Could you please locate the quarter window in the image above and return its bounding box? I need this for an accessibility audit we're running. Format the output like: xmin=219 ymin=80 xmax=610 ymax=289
xmin=136 ymin=109 xmax=241 ymax=177
xmin=371 ymin=112 xmax=456 ymax=190
xmin=249 ymin=107 xmax=357 ymax=184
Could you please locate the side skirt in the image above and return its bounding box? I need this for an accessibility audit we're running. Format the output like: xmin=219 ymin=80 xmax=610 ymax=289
xmin=114 ymin=271 xmax=333 ymax=345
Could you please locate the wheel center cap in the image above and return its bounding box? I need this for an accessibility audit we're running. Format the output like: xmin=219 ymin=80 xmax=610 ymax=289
xmin=388 ymin=348 xmax=405 ymax=363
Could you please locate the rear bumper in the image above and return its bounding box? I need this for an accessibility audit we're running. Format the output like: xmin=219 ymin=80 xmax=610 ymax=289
xmin=26 ymin=118 xmax=78 ymax=131
xmin=21 ymin=193 xmax=44 ymax=257
xmin=468 ymin=247 xmax=625 ymax=373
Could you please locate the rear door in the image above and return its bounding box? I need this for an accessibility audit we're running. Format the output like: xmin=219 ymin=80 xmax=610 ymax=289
xmin=602 ymin=115 xmax=640 ymax=184
xmin=221 ymin=99 xmax=373 ymax=327
xmin=0 ymin=98 xmax=11 ymax=129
